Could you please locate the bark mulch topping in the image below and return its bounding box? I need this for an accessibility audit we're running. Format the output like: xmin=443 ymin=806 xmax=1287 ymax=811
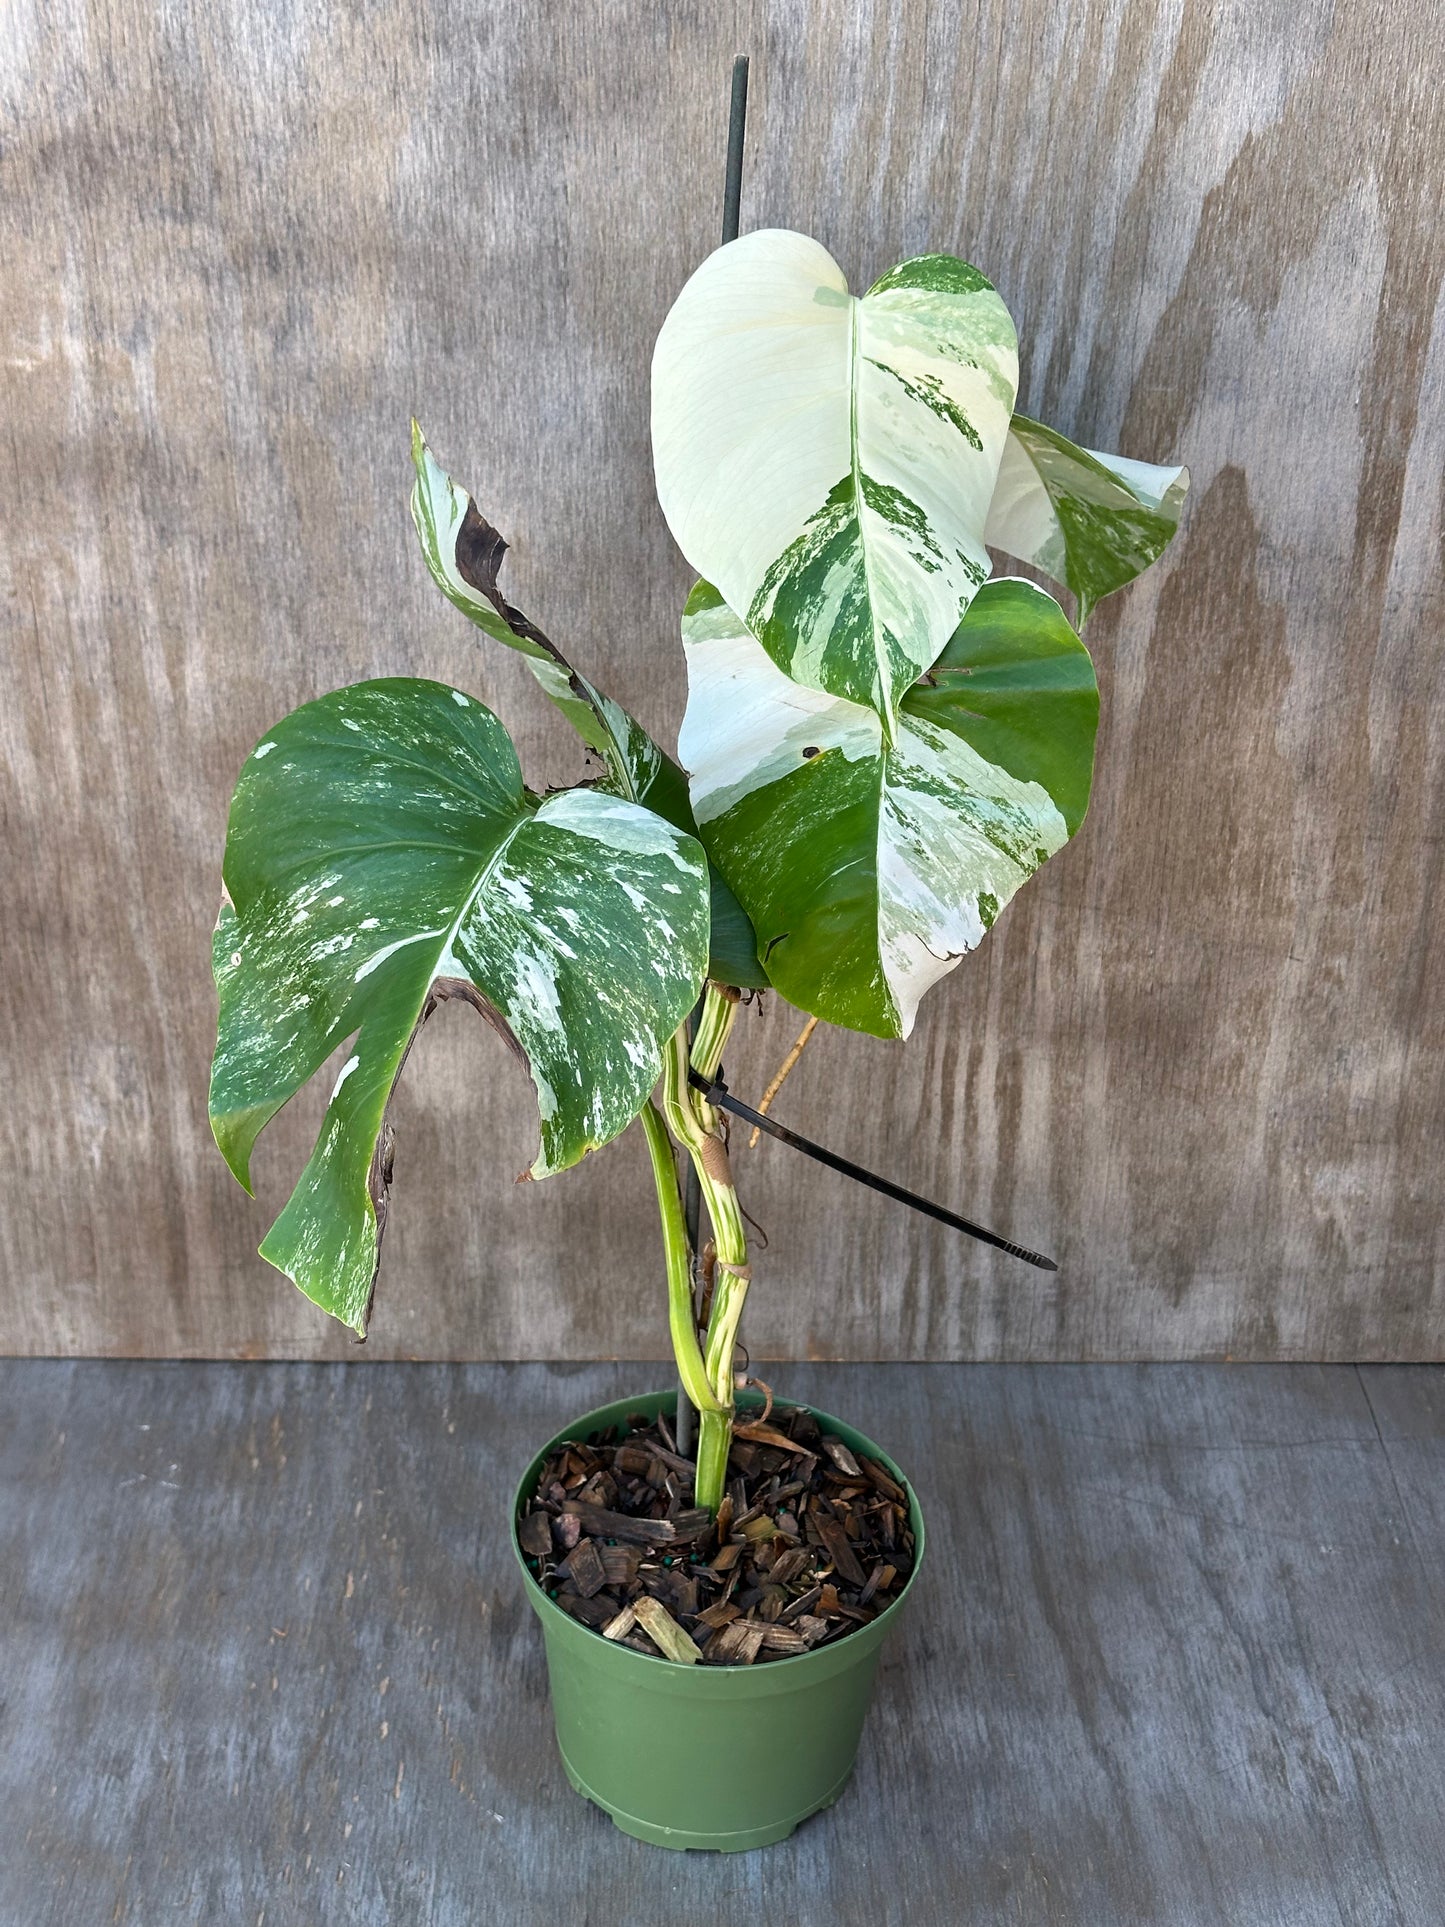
xmin=518 ymin=1403 xmax=915 ymax=1665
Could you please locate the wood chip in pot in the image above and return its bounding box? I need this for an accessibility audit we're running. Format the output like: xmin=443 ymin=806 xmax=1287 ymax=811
xmin=632 ymin=1595 xmax=700 ymax=1664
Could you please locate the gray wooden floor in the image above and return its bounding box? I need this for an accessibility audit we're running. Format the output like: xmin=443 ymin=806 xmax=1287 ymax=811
xmin=3 ymin=1361 xmax=1442 ymax=1926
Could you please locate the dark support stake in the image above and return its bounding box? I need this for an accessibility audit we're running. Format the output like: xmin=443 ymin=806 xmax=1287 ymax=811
xmin=722 ymin=55 xmax=749 ymax=246
xmin=676 ymin=51 xmax=751 ymax=1462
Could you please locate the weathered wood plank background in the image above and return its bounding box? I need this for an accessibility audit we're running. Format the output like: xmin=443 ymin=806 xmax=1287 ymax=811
xmin=2 ymin=0 xmax=1442 ymax=1360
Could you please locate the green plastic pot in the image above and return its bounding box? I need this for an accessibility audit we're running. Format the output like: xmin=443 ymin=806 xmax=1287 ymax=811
xmin=512 ymin=1387 xmax=926 ymax=1851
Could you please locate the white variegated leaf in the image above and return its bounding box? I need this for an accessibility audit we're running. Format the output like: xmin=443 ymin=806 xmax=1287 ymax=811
xmin=652 ymin=231 xmax=1019 ymax=730
xmin=210 ymin=679 xmax=709 ymax=1332
xmin=985 ymin=414 xmax=1189 ymax=623
xmin=679 ymin=580 xmax=1097 ymax=1039
xmin=410 ymin=423 xmax=631 ymax=765
xmin=410 ymin=425 xmax=768 ymax=989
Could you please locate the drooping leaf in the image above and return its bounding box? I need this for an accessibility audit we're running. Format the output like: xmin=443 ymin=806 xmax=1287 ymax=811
xmin=652 ymin=231 xmax=1019 ymax=730
xmin=679 ymin=578 xmax=1097 ymax=1039
xmin=984 ymin=414 xmax=1189 ymax=624
xmin=210 ymin=678 xmax=709 ymax=1332
xmin=410 ymin=424 xmax=766 ymax=988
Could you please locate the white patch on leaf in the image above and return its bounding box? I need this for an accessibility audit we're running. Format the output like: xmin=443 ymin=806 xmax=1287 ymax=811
xmin=538 ymin=788 xmax=699 ymax=869
xmin=352 ymin=928 xmax=445 ymax=982
xmin=880 ymin=719 xmax=1066 ymax=1033
xmin=511 ymin=946 xmax=564 ymax=1032
xmin=681 ymin=610 xmax=877 ymax=822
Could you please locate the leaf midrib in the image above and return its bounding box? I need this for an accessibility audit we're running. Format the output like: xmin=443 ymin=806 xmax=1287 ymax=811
xmin=848 ymin=296 xmax=894 ymax=744
xmin=423 ymin=811 xmax=533 ymax=994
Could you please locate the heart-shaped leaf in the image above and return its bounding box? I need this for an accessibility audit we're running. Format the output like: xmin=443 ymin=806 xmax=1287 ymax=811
xmin=984 ymin=414 xmax=1189 ymax=623
xmin=652 ymin=231 xmax=1019 ymax=731
xmin=679 ymin=578 xmax=1097 ymax=1039
xmin=210 ymin=679 xmax=709 ymax=1332
xmin=411 ymin=426 xmax=767 ymax=989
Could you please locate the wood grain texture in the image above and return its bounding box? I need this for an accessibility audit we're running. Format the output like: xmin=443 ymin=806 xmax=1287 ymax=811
xmin=3 ymin=1359 xmax=1443 ymax=1921
xmin=1 ymin=0 xmax=1442 ymax=1360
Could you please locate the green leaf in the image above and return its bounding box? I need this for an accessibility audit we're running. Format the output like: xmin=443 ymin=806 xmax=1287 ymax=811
xmin=410 ymin=425 xmax=766 ymax=989
xmin=679 ymin=578 xmax=1097 ymax=1039
xmin=652 ymin=232 xmax=1019 ymax=732
xmin=984 ymin=414 xmax=1189 ymax=624
xmin=210 ymin=678 xmax=710 ymax=1332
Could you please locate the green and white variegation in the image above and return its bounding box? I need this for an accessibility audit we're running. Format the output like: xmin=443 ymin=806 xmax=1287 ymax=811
xmin=652 ymin=231 xmax=1019 ymax=732
xmin=679 ymin=579 xmax=1097 ymax=1039
xmin=985 ymin=414 xmax=1189 ymax=624
xmin=411 ymin=424 xmax=767 ymax=989
xmin=210 ymin=678 xmax=709 ymax=1332
xmin=411 ymin=421 xmax=670 ymax=793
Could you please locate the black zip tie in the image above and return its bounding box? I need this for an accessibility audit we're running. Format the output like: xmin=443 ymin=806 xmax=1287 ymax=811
xmin=689 ymin=1068 xmax=1058 ymax=1272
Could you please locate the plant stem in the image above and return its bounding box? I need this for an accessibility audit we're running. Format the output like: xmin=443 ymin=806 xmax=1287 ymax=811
xmin=689 ymin=982 xmax=737 ymax=1082
xmin=676 ymin=1000 xmax=705 ymax=1460
xmin=640 ymin=1100 xmax=727 ymax=1420
xmin=661 ymin=986 xmax=750 ymax=1514
xmin=694 ymin=1396 xmax=732 ymax=1523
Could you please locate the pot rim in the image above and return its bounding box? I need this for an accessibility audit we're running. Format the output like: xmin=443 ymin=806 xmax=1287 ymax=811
xmin=511 ymin=1385 xmax=927 ymax=1680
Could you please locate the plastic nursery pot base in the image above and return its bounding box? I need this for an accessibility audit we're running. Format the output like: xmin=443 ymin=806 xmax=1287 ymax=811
xmin=558 ymin=1749 xmax=854 ymax=1851
xmin=512 ymin=1388 xmax=926 ymax=1853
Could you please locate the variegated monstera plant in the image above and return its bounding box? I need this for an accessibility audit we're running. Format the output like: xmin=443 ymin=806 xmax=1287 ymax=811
xmin=211 ymin=228 xmax=1185 ymax=1512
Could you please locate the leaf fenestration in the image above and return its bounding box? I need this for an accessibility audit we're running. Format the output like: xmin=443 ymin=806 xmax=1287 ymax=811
xmin=210 ymin=679 xmax=710 ymax=1332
